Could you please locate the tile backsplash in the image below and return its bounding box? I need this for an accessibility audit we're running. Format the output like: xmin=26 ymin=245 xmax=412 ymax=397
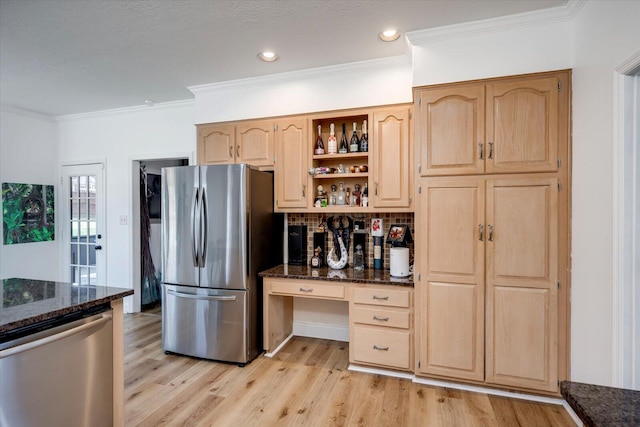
xmin=287 ymin=213 xmax=414 ymax=270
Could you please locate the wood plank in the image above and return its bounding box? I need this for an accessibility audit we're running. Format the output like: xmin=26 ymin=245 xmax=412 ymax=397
xmin=123 ymin=309 xmax=576 ymax=426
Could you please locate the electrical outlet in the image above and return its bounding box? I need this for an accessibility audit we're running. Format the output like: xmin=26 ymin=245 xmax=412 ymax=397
xmin=119 ymin=215 xmax=127 ymax=225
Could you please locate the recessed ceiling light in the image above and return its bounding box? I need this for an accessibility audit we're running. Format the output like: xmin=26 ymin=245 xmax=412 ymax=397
xmin=258 ymin=51 xmax=279 ymax=62
xmin=379 ymin=29 xmax=401 ymax=42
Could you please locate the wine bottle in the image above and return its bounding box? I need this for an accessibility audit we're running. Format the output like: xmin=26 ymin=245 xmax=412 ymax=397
xmin=339 ymin=123 xmax=348 ymax=154
xmin=314 ymin=124 xmax=325 ymax=155
xmin=360 ymin=120 xmax=368 ymax=152
xmin=327 ymin=123 xmax=337 ymax=154
xmin=349 ymin=122 xmax=359 ymax=152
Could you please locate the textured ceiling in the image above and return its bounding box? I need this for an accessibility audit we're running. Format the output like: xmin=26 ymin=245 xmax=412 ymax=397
xmin=0 ymin=0 xmax=567 ymax=117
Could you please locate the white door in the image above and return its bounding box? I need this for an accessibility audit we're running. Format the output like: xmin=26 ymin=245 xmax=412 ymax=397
xmin=61 ymin=164 xmax=105 ymax=285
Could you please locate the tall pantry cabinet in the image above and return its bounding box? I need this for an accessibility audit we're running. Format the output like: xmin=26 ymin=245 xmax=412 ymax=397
xmin=413 ymin=70 xmax=571 ymax=394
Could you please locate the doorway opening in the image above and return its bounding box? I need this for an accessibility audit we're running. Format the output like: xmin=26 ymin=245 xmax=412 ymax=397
xmin=131 ymin=156 xmax=189 ymax=314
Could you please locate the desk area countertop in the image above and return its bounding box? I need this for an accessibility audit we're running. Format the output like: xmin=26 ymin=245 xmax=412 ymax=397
xmin=0 ymin=277 xmax=133 ymax=334
xmin=259 ymin=265 xmax=414 ymax=287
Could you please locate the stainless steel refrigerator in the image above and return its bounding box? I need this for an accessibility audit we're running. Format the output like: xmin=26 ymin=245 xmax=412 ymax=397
xmin=161 ymin=164 xmax=281 ymax=364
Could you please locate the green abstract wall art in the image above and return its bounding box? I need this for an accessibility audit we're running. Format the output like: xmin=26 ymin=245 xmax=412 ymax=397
xmin=2 ymin=182 xmax=55 ymax=245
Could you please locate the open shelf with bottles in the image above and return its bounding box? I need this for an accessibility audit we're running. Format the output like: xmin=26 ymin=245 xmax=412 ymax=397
xmin=309 ymin=111 xmax=371 ymax=211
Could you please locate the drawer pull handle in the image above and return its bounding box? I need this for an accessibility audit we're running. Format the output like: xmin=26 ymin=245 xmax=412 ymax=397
xmin=299 ymin=287 xmax=313 ymax=293
xmin=373 ymin=345 xmax=389 ymax=351
xmin=372 ymin=296 xmax=389 ymax=301
xmin=372 ymin=316 xmax=389 ymax=322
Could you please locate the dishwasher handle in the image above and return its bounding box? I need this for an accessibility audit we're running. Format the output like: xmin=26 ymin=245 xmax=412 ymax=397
xmin=167 ymin=289 xmax=237 ymax=301
xmin=0 ymin=313 xmax=112 ymax=360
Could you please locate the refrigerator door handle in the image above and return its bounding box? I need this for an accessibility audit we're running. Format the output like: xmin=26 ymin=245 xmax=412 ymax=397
xmin=200 ymin=187 xmax=208 ymax=268
xmin=192 ymin=188 xmax=199 ymax=267
xmin=167 ymin=290 xmax=237 ymax=301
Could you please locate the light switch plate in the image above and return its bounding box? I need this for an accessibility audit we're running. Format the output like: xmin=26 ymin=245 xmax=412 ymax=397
xmin=119 ymin=215 xmax=127 ymax=225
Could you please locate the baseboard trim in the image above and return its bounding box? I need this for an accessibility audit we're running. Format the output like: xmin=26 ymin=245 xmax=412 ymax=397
xmin=264 ymin=334 xmax=293 ymax=358
xmin=562 ymin=400 xmax=585 ymax=426
xmin=348 ymin=364 xmax=414 ymax=380
xmin=292 ymin=321 xmax=349 ymax=342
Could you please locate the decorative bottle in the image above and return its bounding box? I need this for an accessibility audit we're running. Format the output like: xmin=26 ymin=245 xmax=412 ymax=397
xmin=327 ymin=123 xmax=337 ymax=154
xmin=336 ymin=182 xmax=347 ymax=205
xmin=360 ymin=120 xmax=369 ymax=152
xmin=329 ymin=184 xmax=337 ymax=205
xmin=361 ymin=182 xmax=369 ymax=207
xmin=339 ymin=123 xmax=348 ymax=154
xmin=349 ymin=122 xmax=360 ymax=152
xmin=314 ymin=124 xmax=325 ymax=155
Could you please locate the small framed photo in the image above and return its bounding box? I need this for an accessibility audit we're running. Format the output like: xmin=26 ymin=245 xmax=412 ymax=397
xmin=386 ymin=224 xmax=413 ymax=246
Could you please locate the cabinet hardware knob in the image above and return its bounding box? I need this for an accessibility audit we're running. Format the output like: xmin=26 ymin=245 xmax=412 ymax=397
xmin=299 ymin=287 xmax=313 ymax=293
xmin=479 ymin=143 xmax=484 ymax=160
xmin=236 ymin=146 xmax=240 ymax=158
xmin=479 ymin=224 xmax=484 ymax=241
xmin=375 ymin=183 xmax=378 ymax=196
xmin=302 ymin=184 xmax=305 ymax=197
xmin=488 ymin=142 xmax=494 ymax=159
xmin=488 ymin=224 xmax=494 ymax=241
xmin=228 ymin=146 xmax=233 ymax=158
xmin=373 ymin=345 xmax=389 ymax=351
xmin=95 ymin=245 xmax=102 ymax=250
xmin=373 ymin=316 xmax=389 ymax=322
xmin=372 ymin=295 xmax=389 ymax=300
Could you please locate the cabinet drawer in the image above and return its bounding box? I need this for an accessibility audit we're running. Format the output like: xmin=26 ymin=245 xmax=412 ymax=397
xmin=352 ymin=326 xmax=411 ymax=370
xmin=352 ymin=287 xmax=410 ymax=308
xmin=351 ymin=306 xmax=410 ymax=329
xmin=270 ymin=280 xmax=345 ymax=299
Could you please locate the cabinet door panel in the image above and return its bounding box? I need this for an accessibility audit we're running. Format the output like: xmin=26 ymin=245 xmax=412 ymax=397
xmin=415 ymin=177 xmax=484 ymax=381
xmin=236 ymin=120 xmax=274 ymax=167
xmin=487 ymin=178 xmax=557 ymax=288
xmin=418 ymin=281 xmax=484 ymax=381
xmin=198 ymin=124 xmax=234 ymax=165
xmin=274 ymin=119 xmax=308 ymax=209
xmin=486 ymin=286 xmax=557 ymax=391
xmin=486 ymin=177 xmax=558 ymax=392
xmin=372 ymin=108 xmax=411 ymax=207
xmin=421 ymin=178 xmax=484 ymax=284
xmin=486 ymin=77 xmax=558 ymax=173
xmin=418 ymin=85 xmax=485 ymax=176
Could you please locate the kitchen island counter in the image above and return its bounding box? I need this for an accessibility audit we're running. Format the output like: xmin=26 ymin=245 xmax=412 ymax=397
xmin=0 ymin=277 xmax=133 ymax=334
xmin=259 ymin=264 xmax=414 ymax=287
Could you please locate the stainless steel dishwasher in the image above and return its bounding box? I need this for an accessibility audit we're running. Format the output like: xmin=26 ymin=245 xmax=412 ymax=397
xmin=0 ymin=308 xmax=113 ymax=427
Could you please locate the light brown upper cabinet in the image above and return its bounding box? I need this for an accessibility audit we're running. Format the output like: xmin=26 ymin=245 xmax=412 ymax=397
xmin=197 ymin=123 xmax=235 ymax=165
xmin=372 ymin=106 xmax=413 ymax=208
xmin=415 ymin=73 xmax=566 ymax=176
xmin=274 ymin=118 xmax=308 ymax=210
xmin=197 ymin=120 xmax=274 ymax=168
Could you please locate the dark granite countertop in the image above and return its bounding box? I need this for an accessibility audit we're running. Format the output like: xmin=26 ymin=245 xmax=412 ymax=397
xmin=0 ymin=278 xmax=133 ymax=334
xmin=561 ymin=381 xmax=640 ymax=426
xmin=259 ymin=264 xmax=414 ymax=287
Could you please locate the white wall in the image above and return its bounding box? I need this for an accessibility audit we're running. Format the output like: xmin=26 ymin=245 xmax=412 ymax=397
xmin=191 ymin=55 xmax=413 ymax=124
xmin=0 ymin=107 xmax=60 ymax=280
xmin=571 ymin=0 xmax=640 ymax=387
xmin=57 ymin=102 xmax=196 ymax=311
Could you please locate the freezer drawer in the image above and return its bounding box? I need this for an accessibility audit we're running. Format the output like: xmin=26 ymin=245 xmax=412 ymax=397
xmin=0 ymin=310 xmax=113 ymax=427
xmin=162 ymin=284 xmax=248 ymax=363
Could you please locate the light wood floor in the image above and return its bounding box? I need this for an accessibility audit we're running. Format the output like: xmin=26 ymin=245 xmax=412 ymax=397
xmin=124 ymin=309 xmax=575 ymax=426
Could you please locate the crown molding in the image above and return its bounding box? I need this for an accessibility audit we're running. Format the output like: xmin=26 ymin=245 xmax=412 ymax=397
xmin=0 ymin=104 xmax=56 ymax=122
xmin=188 ymin=55 xmax=411 ymax=95
xmin=406 ymin=0 xmax=585 ymax=46
xmin=55 ymin=98 xmax=194 ymax=122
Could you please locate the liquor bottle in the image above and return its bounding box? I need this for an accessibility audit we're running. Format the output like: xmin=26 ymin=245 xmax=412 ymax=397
xmin=352 ymin=183 xmax=361 ymax=206
xmin=360 ymin=120 xmax=369 ymax=152
xmin=314 ymin=125 xmax=325 ymax=155
xmin=329 ymin=184 xmax=337 ymax=205
xmin=327 ymin=123 xmax=337 ymax=154
xmin=361 ymin=182 xmax=369 ymax=207
xmin=349 ymin=122 xmax=359 ymax=152
xmin=339 ymin=123 xmax=348 ymax=154
xmin=336 ymin=182 xmax=347 ymax=205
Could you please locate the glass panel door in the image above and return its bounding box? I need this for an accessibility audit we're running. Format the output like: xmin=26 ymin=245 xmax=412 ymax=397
xmin=62 ymin=164 xmax=104 ymax=285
